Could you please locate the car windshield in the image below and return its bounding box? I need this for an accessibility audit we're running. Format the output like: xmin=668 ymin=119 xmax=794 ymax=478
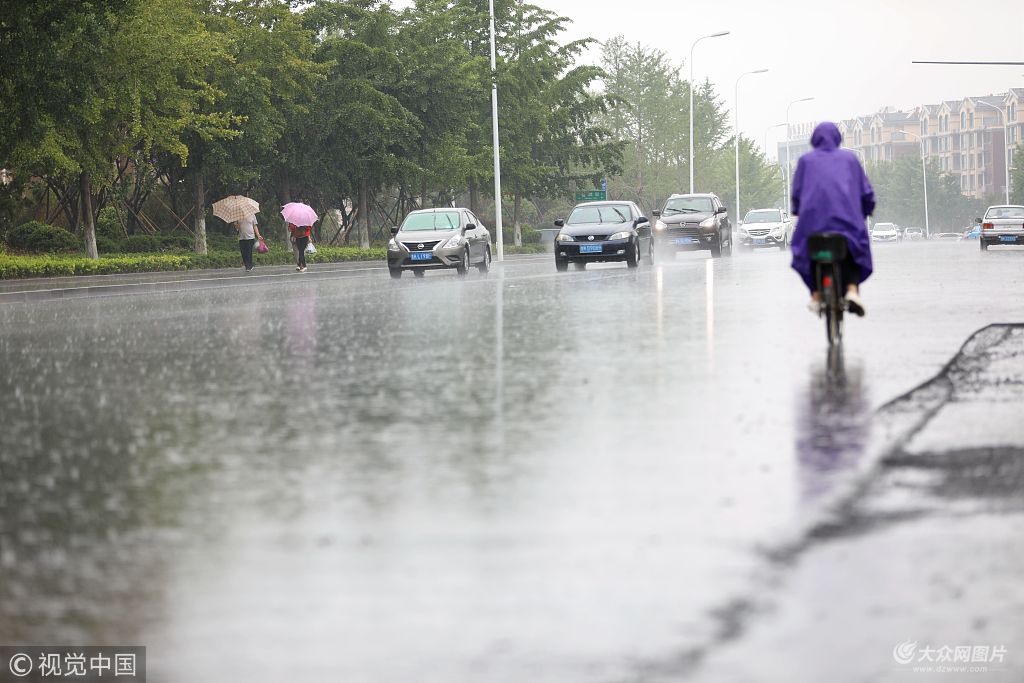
xmin=566 ymin=204 xmax=631 ymax=225
xmin=401 ymin=211 xmax=460 ymax=231
xmin=662 ymin=197 xmax=714 ymax=214
xmin=743 ymin=210 xmax=782 ymax=223
xmin=985 ymin=206 xmax=1024 ymax=219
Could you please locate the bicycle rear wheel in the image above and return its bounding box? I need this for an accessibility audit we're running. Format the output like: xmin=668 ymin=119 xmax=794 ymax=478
xmin=823 ymin=264 xmax=843 ymax=346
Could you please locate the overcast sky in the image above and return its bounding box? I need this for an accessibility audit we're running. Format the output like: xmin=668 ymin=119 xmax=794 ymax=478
xmin=535 ymin=0 xmax=1023 ymax=160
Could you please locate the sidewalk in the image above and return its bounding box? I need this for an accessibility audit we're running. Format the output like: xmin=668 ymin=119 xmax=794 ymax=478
xmin=690 ymin=325 xmax=1024 ymax=682
xmin=0 ymin=253 xmax=549 ymax=303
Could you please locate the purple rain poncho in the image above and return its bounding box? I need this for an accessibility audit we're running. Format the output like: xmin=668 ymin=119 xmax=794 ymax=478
xmin=790 ymin=121 xmax=876 ymax=293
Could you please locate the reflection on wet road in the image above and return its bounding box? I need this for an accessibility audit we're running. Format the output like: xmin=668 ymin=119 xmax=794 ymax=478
xmin=1 ymin=243 xmax=1022 ymax=682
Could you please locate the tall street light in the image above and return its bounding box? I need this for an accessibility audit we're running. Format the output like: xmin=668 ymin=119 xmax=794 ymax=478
xmin=897 ymin=130 xmax=931 ymax=238
xmin=784 ymin=96 xmax=814 ymax=214
xmin=689 ymin=30 xmax=730 ymax=194
xmin=734 ymin=68 xmax=768 ymax=221
xmin=488 ymin=0 xmax=504 ymax=261
xmin=976 ymin=100 xmax=1011 ymax=204
xmin=764 ymin=123 xmax=787 ymax=210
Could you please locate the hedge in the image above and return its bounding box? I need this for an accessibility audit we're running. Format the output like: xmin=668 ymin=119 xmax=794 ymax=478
xmin=0 ymin=245 xmax=386 ymax=280
xmin=7 ymin=222 xmax=81 ymax=253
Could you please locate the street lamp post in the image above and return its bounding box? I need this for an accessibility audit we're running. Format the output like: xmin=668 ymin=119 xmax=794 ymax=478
xmin=764 ymin=123 xmax=787 ymax=211
xmin=784 ymin=97 xmax=814 ymax=215
xmin=897 ymin=130 xmax=931 ymax=238
xmin=976 ymin=100 xmax=1011 ymax=204
xmin=734 ymin=68 xmax=768 ymax=222
xmin=488 ymin=0 xmax=504 ymax=261
xmin=689 ymin=31 xmax=730 ymax=194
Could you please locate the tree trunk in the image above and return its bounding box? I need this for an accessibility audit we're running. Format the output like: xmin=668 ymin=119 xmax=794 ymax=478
xmin=468 ymin=177 xmax=479 ymax=216
xmin=192 ymin=172 xmax=207 ymax=254
xmin=80 ymin=172 xmax=98 ymax=260
xmin=359 ymin=178 xmax=370 ymax=249
xmin=280 ymin=180 xmax=293 ymax=248
xmin=513 ymin=190 xmax=522 ymax=247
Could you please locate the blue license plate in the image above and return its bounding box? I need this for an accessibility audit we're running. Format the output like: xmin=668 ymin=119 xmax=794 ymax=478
xmin=754 ymin=238 xmax=766 ymax=244
xmin=675 ymin=237 xmax=694 ymax=245
xmin=410 ymin=251 xmax=432 ymax=261
xmin=1000 ymin=236 xmax=1016 ymax=242
xmin=579 ymin=244 xmax=602 ymax=253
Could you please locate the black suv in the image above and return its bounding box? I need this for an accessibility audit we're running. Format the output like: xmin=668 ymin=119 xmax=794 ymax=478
xmin=651 ymin=193 xmax=732 ymax=258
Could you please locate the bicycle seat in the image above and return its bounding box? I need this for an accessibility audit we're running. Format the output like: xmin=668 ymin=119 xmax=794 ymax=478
xmin=807 ymin=233 xmax=848 ymax=262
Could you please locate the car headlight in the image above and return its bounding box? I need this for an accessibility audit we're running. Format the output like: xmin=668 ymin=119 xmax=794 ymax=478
xmin=387 ymin=238 xmax=402 ymax=251
xmin=445 ymin=234 xmax=464 ymax=248
xmin=655 ymin=220 xmax=667 ymax=231
xmin=770 ymin=226 xmax=784 ymax=237
xmin=699 ymin=217 xmax=716 ymax=229
xmin=556 ymin=233 xmax=574 ymax=242
xmin=608 ymin=231 xmax=631 ymax=241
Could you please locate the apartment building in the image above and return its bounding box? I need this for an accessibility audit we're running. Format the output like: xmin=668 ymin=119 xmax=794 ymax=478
xmin=784 ymin=88 xmax=1022 ymax=200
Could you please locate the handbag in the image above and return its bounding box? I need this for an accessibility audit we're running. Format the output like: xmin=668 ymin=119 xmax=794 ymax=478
xmin=305 ymin=240 xmax=317 ymax=254
xmin=256 ymin=238 xmax=268 ymax=254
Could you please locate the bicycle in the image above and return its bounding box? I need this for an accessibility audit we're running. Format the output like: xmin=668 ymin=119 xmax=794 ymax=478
xmin=808 ymin=232 xmax=848 ymax=346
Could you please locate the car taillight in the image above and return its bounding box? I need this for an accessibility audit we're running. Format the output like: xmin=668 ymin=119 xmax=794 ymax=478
xmin=982 ymin=222 xmax=994 ymax=229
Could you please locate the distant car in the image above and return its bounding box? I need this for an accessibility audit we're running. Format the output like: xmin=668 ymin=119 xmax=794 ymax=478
xmin=870 ymin=222 xmax=900 ymax=242
xmin=932 ymin=232 xmax=963 ymax=241
xmin=903 ymin=227 xmax=924 ymax=241
xmin=977 ymin=205 xmax=1024 ymax=251
xmin=737 ymin=208 xmax=793 ymax=251
xmin=651 ymin=193 xmax=733 ymax=258
xmin=553 ymin=201 xmax=652 ymax=271
xmin=387 ymin=208 xmax=491 ymax=278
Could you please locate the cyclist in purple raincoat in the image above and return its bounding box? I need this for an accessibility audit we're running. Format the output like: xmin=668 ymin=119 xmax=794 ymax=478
xmin=790 ymin=121 xmax=875 ymax=316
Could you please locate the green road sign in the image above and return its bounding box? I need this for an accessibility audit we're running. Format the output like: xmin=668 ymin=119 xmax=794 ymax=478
xmin=574 ymin=190 xmax=606 ymax=201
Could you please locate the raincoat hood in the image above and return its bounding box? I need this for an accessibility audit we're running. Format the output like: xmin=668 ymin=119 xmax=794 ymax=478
xmin=810 ymin=121 xmax=842 ymax=151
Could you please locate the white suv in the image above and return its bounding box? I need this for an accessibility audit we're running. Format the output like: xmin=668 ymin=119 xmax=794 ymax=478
xmin=870 ymin=222 xmax=900 ymax=243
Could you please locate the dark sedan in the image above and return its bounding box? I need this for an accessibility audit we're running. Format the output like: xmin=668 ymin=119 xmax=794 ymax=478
xmin=553 ymin=201 xmax=652 ymax=271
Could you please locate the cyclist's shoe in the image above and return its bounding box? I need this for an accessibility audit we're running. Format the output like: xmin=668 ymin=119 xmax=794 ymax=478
xmin=845 ymin=292 xmax=866 ymax=317
xmin=807 ymin=297 xmax=823 ymax=316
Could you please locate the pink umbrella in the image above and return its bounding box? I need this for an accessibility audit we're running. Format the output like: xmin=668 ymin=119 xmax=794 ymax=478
xmin=281 ymin=202 xmax=318 ymax=226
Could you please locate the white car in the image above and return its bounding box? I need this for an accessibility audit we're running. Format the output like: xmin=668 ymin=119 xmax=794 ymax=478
xmin=978 ymin=205 xmax=1024 ymax=251
xmin=737 ymin=208 xmax=793 ymax=250
xmin=871 ymin=222 xmax=900 ymax=242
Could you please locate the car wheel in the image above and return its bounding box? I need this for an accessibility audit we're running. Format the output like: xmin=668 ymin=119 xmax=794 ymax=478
xmin=413 ymin=269 xmax=425 ymax=278
xmin=389 ymin=267 xmax=402 ymax=279
xmin=477 ymin=246 xmax=491 ymax=273
xmin=723 ymin=235 xmax=732 ymax=257
xmin=980 ymin=240 xmax=988 ymax=251
xmin=710 ymin=237 xmax=722 ymax=258
xmin=555 ymin=257 xmax=568 ymax=272
xmin=626 ymin=241 xmax=639 ymax=268
xmin=456 ymin=248 xmax=469 ymax=275
xmin=644 ymin=240 xmax=654 ymax=265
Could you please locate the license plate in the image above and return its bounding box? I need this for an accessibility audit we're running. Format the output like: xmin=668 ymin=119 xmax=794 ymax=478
xmin=1000 ymin=236 xmax=1016 ymax=242
xmin=754 ymin=238 xmax=766 ymax=245
xmin=675 ymin=237 xmax=694 ymax=245
xmin=410 ymin=251 xmax=432 ymax=261
xmin=579 ymin=244 xmax=602 ymax=253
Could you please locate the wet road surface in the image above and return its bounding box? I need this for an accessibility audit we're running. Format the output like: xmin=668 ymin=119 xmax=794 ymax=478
xmin=1 ymin=242 xmax=1022 ymax=682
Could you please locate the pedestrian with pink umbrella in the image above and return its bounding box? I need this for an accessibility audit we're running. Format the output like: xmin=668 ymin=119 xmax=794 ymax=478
xmin=281 ymin=202 xmax=318 ymax=273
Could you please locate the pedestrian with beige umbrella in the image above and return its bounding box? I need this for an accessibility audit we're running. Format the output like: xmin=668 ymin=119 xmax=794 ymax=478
xmin=213 ymin=195 xmax=265 ymax=273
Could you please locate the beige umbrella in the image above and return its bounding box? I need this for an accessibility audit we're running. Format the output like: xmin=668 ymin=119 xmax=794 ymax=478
xmin=212 ymin=195 xmax=260 ymax=223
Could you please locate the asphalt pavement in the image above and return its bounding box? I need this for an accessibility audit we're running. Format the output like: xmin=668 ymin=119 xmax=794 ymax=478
xmin=0 ymin=240 xmax=1021 ymax=682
